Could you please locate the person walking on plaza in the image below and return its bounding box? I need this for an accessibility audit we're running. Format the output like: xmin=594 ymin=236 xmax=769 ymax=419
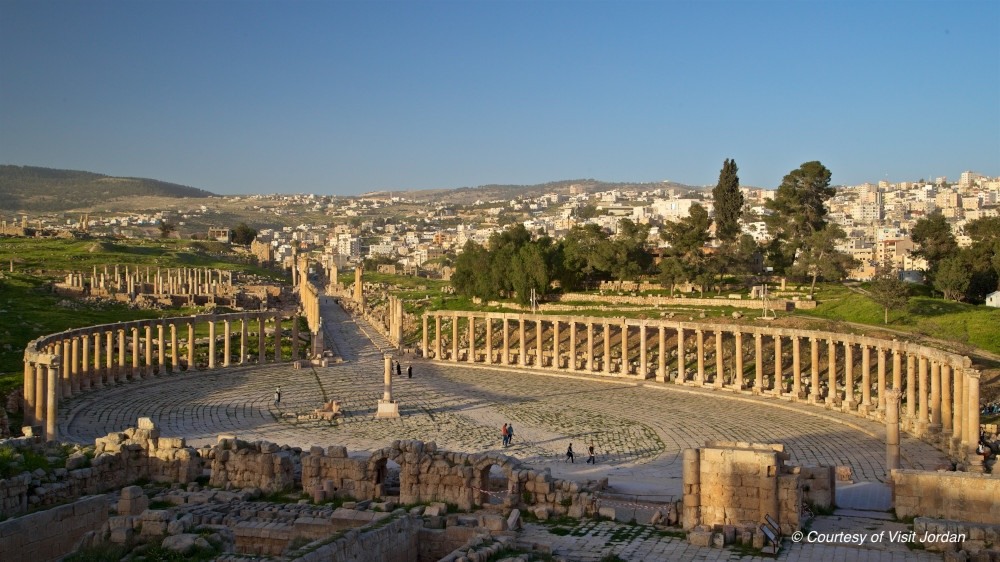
xmin=566 ymin=443 xmax=574 ymax=463
xmin=274 ymin=386 xmax=281 ymax=405
xmin=407 ymin=364 xmax=412 ymax=378
xmin=396 ymin=361 xmax=402 ymax=377
xmin=507 ymin=423 xmax=514 ymax=446
xmin=501 ymin=423 xmax=509 ymax=447
xmin=586 ymin=444 xmax=595 ymax=464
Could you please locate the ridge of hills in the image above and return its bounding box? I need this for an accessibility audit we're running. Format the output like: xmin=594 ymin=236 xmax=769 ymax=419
xmin=0 ymin=165 xmax=215 ymax=213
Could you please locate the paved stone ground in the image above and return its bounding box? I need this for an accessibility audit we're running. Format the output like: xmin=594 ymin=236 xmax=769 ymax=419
xmin=56 ymin=300 xmax=951 ymax=560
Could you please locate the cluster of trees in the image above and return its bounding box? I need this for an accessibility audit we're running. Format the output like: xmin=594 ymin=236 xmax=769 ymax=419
xmin=911 ymin=212 xmax=1000 ymax=302
xmin=452 ymin=159 xmax=858 ymax=304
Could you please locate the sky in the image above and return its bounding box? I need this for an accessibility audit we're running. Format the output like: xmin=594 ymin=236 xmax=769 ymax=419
xmin=1 ymin=0 xmax=998 ymax=196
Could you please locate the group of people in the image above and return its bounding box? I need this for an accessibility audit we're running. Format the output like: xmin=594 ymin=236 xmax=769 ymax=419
xmin=565 ymin=443 xmax=597 ymax=464
xmin=501 ymin=423 xmax=515 ymax=447
xmin=392 ymin=361 xmax=413 ymax=378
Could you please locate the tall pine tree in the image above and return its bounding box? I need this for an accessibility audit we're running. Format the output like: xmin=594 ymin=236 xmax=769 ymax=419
xmin=711 ymin=158 xmax=743 ymax=243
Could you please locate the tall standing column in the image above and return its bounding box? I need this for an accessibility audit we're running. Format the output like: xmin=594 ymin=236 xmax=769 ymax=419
xmin=257 ymin=315 xmax=266 ymax=364
xmin=885 ymin=388 xmax=902 ymax=479
xmin=45 ymin=362 xmax=59 ymax=441
xmin=157 ymin=323 xmax=165 ymax=374
xmin=826 ymin=339 xmax=837 ymax=406
xmin=93 ymin=332 xmax=103 ymax=387
xmin=34 ymin=363 xmax=45 ymax=426
xmin=422 ymin=314 xmax=429 ymax=359
xmin=930 ymin=361 xmax=942 ymax=433
xmin=569 ymin=320 xmax=577 ymax=371
xmin=80 ymin=334 xmax=90 ymax=391
xmin=239 ymin=317 xmax=248 ymax=365
xmin=375 ymin=353 xmax=400 ymax=419
xmin=876 ymin=347 xmax=887 ymax=411
xmin=676 ymin=327 xmax=685 ymax=383
xmin=941 ymin=364 xmax=952 ymax=435
xmin=601 ymin=323 xmax=610 ymax=374
xmin=435 ymin=315 xmax=442 ymax=360
xmin=714 ymin=330 xmax=724 ymax=388
xmin=551 ymin=320 xmax=560 ymax=370
xmin=916 ymin=356 xmax=929 ymax=435
xmin=131 ymin=326 xmax=141 ymax=379
xmin=502 ymin=318 xmax=510 ymax=366
xmin=208 ymin=318 xmax=217 ymax=369
xmin=620 ymin=322 xmax=628 ymax=374
xmin=967 ymin=371 xmax=984 ymax=473
xmin=587 ymin=322 xmax=595 ymax=372
xmin=536 ymin=320 xmax=543 ymax=368
xmin=468 ymin=316 xmax=476 ymax=364
xmin=518 ymin=318 xmax=526 ymax=367
xmin=187 ymin=322 xmax=196 ymax=370
xmin=844 ymin=342 xmax=856 ymax=410
xmin=169 ymin=323 xmax=179 ymax=372
xmin=953 ymin=370 xmax=964 ymax=452
xmin=657 ymin=326 xmax=667 ymax=383
xmin=484 ymin=317 xmax=493 ymax=364
xmin=792 ymin=336 xmax=801 ymax=398
xmin=773 ymin=335 xmax=782 ymax=394
xmin=23 ymin=360 xmax=35 ymax=426
xmin=734 ymin=331 xmax=744 ymax=390
xmin=696 ymin=329 xmax=705 ymax=385
xmin=753 ymin=333 xmax=763 ymax=394
xmin=144 ymin=324 xmax=153 ymax=375
xmin=223 ymin=319 xmax=232 ymax=367
xmin=114 ymin=330 xmax=122 ymax=381
xmin=810 ymin=337 xmax=820 ymax=403
xmin=640 ymin=323 xmax=649 ymax=379
xmin=860 ymin=345 xmax=872 ymax=412
xmin=63 ymin=339 xmax=72 ymax=397
xmin=451 ymin=314 xmax=459 ymax=363
xmin=905 ymin=353 xmax=916 ymax=422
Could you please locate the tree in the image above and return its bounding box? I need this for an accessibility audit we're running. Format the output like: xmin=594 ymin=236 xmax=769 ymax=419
xmin=232 ymin=222 xmax=257 ymax=245
xmin=158 ymin=220 xmax=176 ymax=239
xmin=711 ymin=158 xmax=743 ymax=244
xmin=764 ymin=161 xmax=835 ymax=272
xmin=867 ymin=264 xmax=909 ymax=324
xmin=660 ymin=203 xmax=714 ymax=292
xmin=788 ymin=225 xmax=856 ymax=297
xmin=909 ymin=211 xmax=956 ymax=276
xmin=933 ymin=255 xmax=972 ymax=301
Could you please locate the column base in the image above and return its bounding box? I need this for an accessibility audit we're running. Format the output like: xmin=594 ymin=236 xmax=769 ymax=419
xmin=842 ymin=400 xmax=857 ymax=412
xmin=914 ymin=421 xmax=929 ymax=437
xmin=928 ymin=423 xmax=942 ymax=434
xmin=375 ymin=400 xmax=400 ymax=419
xmin=809 ymin=393 xmax=822 ymax=405
xmin=967 ymin=454 xmax=985 ymax=473
xmin=857 ymin=403 xmax=872 ymax=416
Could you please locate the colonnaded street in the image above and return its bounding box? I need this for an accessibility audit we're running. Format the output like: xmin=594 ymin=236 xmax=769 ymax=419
xmin=56 ymin=299 xmax=950 ymax=560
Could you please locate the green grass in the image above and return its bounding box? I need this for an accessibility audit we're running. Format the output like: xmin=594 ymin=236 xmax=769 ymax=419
xmin=0 ymin=444 xmax=54 ymax=477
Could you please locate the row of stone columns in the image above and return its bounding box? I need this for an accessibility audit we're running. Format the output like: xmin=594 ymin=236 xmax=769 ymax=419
xmin=65 ymin=266 xmax=234 ymax=296
xmin=22 ymin=312 xmax=305 ymax=441
xmin=422 ymin=312 xmax=983 ymax=466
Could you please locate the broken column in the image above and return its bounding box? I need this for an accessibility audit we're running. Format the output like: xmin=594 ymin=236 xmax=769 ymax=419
xmin=885 ymin=388 xmax=902 ymax=479
xmin=376 ymin=353 xmax=400 ymax=419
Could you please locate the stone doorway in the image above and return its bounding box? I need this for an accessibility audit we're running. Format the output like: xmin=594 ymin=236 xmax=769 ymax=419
xmin=479 ymin=464 xmax=508 ymax=506
xmin=372 ymin=458 xmax=401 ymax=499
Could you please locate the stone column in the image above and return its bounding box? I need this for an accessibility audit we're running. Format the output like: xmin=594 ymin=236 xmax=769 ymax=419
xmin=916 ymin=356 xmax=928 ymax=435
xmin=376 ymin=353 xmax=400 ymax=419
xmin=967 ymin=371 xmax=983 ymax=473
xmin=451 ymin=314 xmax=459 ymax=363
xmin=885 ymin=388 xmax=902 ymax=479
xmin=826 ymin=339 xmax=837 ymax=406
xmin=422 ymin=314 xmax=429 ymax=359
xmin=23 ymin=360 xmax=35 ymax=426
xmin=640 ymin=323 xmax=649 ymax=379
xmin=551 ymin=320 xmax=559 ymax=370
xmin=187 ymin=322 xmax=196 ymax=370
xmin=131 ymin=326 xmax=141 ymax=379
xmin=208 ymin=318 xmax=217 ymax=369
xmin=485 ymin=317 xmax=493 ymax=364
xmin=569 ymin=320 xmax=577 ymax=371
xmin=696 ymin=329 xmax=705 ymax=385
xmin=70 ymin=336 xmax=80 ymax=394
xmin=792 ymin=336 xmax=801 ymax=399
xmin=239 ymin=317 xmax=248 ymax=365
xmin=620 ymin=322 xmax=628 ymax=374
xmin=603 ymin=323 xmax=612 ymax=375
xmin=62 ymin=339 xmax=71 ymax=397
xmin=905 ymin=353 xmax=916 ymax=422
xmin=34 ymin=363 xmax=45 ymax=425
xmin=468 ymin=316 xmax=476 ymax=364
xmin=773 ymin=335 xmax=782 ymax=394
xmin=435 ymin=315 xmax=442 ymax=360
xmin=502 ymin=317 xmax=510 ymax=365
xmin=753 ymin=333 xmax=763 ymax=394
xmin=929 ymin=361 xmax=942 ymax=433
xmin=157 ymin=323 xmax=165 ymax=374
xmin=46 ymin=361 xmax=59 ymax=441
xmin=953 ymin=370 xmax=964 ymax=452
xmin=714 ymin=330 xmax=723 ymax=388
xmin=144 ymin=324 xmax=153 ymax=375
xmin=170 ymin=323 xmax=179 ymax=372
xmin=80 ymin=334 xmax=91 ymax=391
xmin=657 ymin=326 xmax=667 ymax=383
xmin=536 ymin=319 xmax=543 ymax=368
xmin=587 ymin=321 xmax=595 ymax=372
xmin=518 ymin=318 xmax=526 ymax=367
xmin=682 ymin=448 xmax=700 ymax=531
xmin=844 ymin=343 xmax=856 ymax=410
xmin=941 ymin=364 xmax=952 ymax=435
xmin=734 ymin=331 xmax=744 ymax=390
xmin=860 ymin=345 xmax=872 ymax=412
xmin=223 ymin=319 xmax=232 ymax=367
xmin=291 ymin=315 xmax=300 ymax=361
xmin=676 ymin=327 xmax=685 ymax=383
xmin=809 ymin=337 xmax=820 ymax=403
xmin=108 ymin=330 xmax=116 ymax=381
xmin=93 ymin=332 xmax=103 ymax=387
xmin=876 ymin=348 xmax=886 ymax=411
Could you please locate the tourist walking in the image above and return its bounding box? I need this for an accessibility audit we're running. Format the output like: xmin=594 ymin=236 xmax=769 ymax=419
xmin=396 ymin=361 xmax=402 ymax=376
xmin=586 ymin=444 xmax=595 ymax=464
xmin=566 ymin=443 xmax=574 ymax=463
xmin=407 ymin=365 xmax=412 ymax=378
xmin=274 ymin=386 xmax=281 ymax=405
xmin=507 ymin=423 xmax=514 ymax=446
xmin=501 ymin=423 xmax=509 ymax=447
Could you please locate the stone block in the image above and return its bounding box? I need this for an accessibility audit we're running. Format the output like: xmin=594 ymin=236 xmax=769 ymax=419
xmin=688 ymin=529 xmax=712 ymax=547
xmin=533 ymin=506 xmax=551 ymax=521
xmin=507 ymin=509 xmax=520 ymax=531
xmin=712 ymin=532 xmax=725 ymax=548
xmin=598 ymin=507 xmax=615 ymax=520
xmin=482 ymin=514 xmax=506 ymax=532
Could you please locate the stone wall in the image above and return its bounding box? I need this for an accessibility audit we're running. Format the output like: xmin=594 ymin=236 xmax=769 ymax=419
xmin=683 ymin=442 xmax=802 ymax=535
xmin=555 ymin=292 xmax=816 ymax=311
xmin=0 ymin=495 xmax=107 ymax=562
xmin=291 ymin=514 xmax=421 ymax=562
xmin=892 ymin=469 xmax=1000 ymax=525
xmin=209 ymin=437 xmax=295 ymax=493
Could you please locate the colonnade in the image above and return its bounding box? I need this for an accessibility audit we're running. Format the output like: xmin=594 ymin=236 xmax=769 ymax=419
xmin=22 ymin=311 xmax=307 ymax=441
xmin=422 ymin=311 xmax=983 ymax=470
xmin=63 ymin=266 xmax=234 ymax=296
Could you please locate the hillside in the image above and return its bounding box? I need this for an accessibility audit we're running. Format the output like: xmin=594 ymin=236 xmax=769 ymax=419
xmin=370 ymin=179 xmax=705 ymax=205
xmin=0 ymin=165 xmax=215 ymax=212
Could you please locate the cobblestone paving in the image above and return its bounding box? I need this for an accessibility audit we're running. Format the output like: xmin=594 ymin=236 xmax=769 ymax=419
xmin=58 ymin=300 xmax=949 ymax=497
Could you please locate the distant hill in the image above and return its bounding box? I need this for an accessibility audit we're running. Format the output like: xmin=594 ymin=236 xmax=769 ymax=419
xmin=0 ymin=165 xmax=215 ymax=212
xmin=372 ymin=179 xmax=704 ymax=205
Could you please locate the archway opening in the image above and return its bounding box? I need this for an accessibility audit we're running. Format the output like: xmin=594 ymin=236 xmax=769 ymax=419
xmin=479 ymin=463 xmax=507 ymax=506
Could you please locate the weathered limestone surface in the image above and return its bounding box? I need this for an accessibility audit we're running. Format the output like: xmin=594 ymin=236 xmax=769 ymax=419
xmin=892 ymin=469 xmax=1000 ymax=525
xmin=208 ymin=437 xmax=294 ymax=493
xmin=0 ymin=495 xmax=107 ymax=562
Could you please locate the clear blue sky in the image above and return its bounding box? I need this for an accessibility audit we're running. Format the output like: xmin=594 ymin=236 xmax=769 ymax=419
xmin=1 ymin=0 xmax=998 ymax=195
